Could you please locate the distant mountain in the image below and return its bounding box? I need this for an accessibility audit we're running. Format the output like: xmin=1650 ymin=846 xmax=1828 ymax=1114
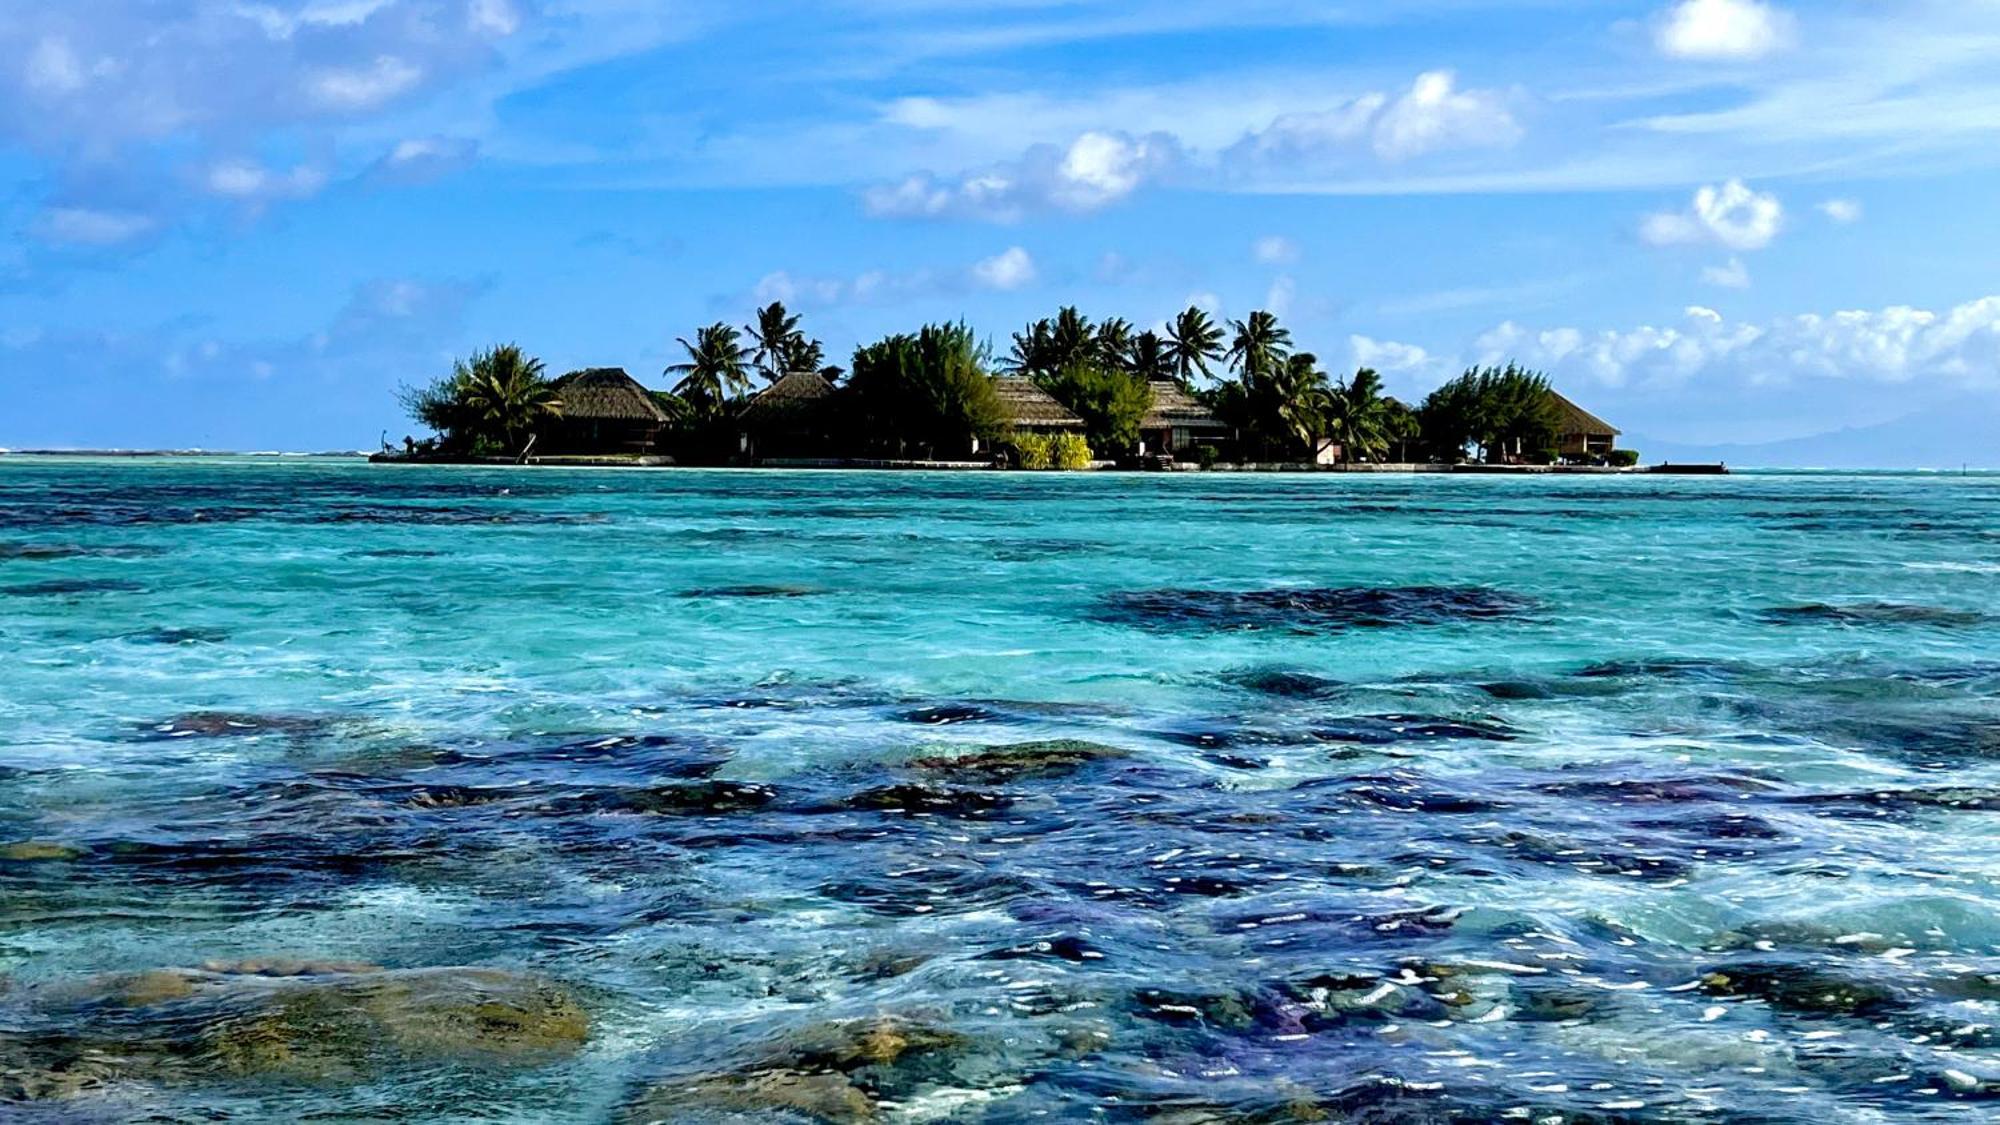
xmin=1630 ymin=398 xmax=2000 ymax=469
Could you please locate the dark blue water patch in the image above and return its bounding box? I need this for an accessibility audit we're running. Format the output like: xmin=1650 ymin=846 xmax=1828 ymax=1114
xmin=896 ymin=703 xmax=1014 ymax=726
xmin=1094 ymin=585 xmax=1536 ymax=634
xmin=1573 ymin=657 xmax=1754 ymax=682
xmin=1221 ymin=668 xmax=1346 ymax=698
xmin=1759 ymin=602 xmax=1990 ymax=628
xmin=1780 ymin=786 xmax=2000 ymax=819
xmin=678 ymin=584 xmax=825 ymax=599
xmin=2 ymin=579 xmax=146 ymax=597
xmin=346 ymin=547 xmax=442 ymax=558
xmin=116 ymin=626 xmax=229 ymax=645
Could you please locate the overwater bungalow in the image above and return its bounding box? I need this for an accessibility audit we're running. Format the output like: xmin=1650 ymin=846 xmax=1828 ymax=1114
xmin=993 ymin=377 xmax=1085 ymax=436
xmin=1138 ymin=379 xmax=1229 ymax=458
xmin=737 ymin=370 xmax=838 ymax=458
xmin=543 ymin=368 xmax=670 ymax=455
xmin=1551 ymin=391 xmax=1621 ymax=461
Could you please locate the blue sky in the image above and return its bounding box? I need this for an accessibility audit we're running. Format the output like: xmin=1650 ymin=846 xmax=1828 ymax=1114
xmin=3 ymin=0 xmax=1999 ymax=456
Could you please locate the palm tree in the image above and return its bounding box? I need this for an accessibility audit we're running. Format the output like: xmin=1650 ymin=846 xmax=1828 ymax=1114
xmin=1330 ymin=367 xmax=1391 ymax=463
xmin=1095 ymin=317 xmax=1135 ymax=370
xmin=779 ymin=335 xmax=843 ymax=383
xmin=1050 ymin=307 xmax=1095 ymax=370
xmin=667 ymin=323 xmax=751 ymax=413
xmin=1272 ymin=352 xmax=1332 ymax=457
xmin=1164 ymin=306 xmax=1225 ymax=384
xmin=1127 ymin=331 xmax=1175 ymax=382
xmin=455 ymin=345 xmax=561 ymax=454
xmin=1005 ymin=318 xmax=1056 ymax=378
xmin=1227 ymin=310 xmax=1292 ymax=384
xmin=746 ymin=302 xmax=803 ymax=381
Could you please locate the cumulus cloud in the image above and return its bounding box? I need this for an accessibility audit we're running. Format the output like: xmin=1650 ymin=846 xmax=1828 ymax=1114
xmin=1701 ymin=257 xmax=1751 ymax=289
xmin=1654 ymin=0 xmax=1795 ymax=61
xmin=970 ymin=246 xmax=1037 ymax=291
xmin=1231 ymin=70 xmax=1521 ymax=166
xmin=1641 ymin=180 xmax=1784 ymax=251
xmin=306 ymin=54 xmax=424 ymax=110
xmin=1469 ymin=298 xmax=2000 ymax=390
xmin=750 ymin=246 xmax=1043 ymax=309
xmin=863 ymin=130 xmax=1181 ymax=221
xmin=1349 ymin=335 xmax=1447 ymax=379
xmin=1252 ymin=236 xmax=1300 ymax=266
xmin=1818 ymin=198 xmax=1863 ymax=224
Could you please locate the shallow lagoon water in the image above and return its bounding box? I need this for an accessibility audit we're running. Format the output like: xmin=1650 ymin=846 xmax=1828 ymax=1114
xmin=3 ymin=457 xmax=2000 ymax=1121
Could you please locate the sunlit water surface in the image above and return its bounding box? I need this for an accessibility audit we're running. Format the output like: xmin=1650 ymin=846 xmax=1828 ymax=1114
xmin=4 ymin=458 xmax=2000 ymax=1122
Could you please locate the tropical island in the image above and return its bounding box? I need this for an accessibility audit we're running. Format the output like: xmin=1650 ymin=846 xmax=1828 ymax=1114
xmin=383 ymin=302 xmax=1648 ymax=471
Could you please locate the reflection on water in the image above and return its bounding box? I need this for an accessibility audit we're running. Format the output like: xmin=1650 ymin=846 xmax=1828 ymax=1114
xmin=3 ymin=459 xmax=2000 ymax=1121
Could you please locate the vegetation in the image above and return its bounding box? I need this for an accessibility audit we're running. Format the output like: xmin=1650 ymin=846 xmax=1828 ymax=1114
xmin=397 ymin=345 xmax=560 ymax=456
xmin=1049 ymin=433 xmax=1093 ymax=470
xmin=667 ymin=324 xmax=752 ymax=418
xmin=846 ymin=322 xmax=1007 ymax=458
xmin=1418 ymin=364 xmax=1563 ymax=463
xmin=396 ymin=301 xmax=1635 ymax=469
xmin=1608 ymin=448 xmax=1641 ymax=468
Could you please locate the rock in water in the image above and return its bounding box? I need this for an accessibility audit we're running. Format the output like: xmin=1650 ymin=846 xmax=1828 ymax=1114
xmin=904 ymin=740 xmax=1128 ymax=781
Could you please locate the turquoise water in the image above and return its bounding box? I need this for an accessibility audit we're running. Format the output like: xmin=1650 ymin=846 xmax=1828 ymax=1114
xmin=4 ymin=457 xmax=2000 ymax=1122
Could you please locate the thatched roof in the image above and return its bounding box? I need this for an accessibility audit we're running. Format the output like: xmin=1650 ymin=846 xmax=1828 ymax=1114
xmin=739 ymin=370 xmax=835 ymax=420
xmin=1141 ymin=379 xmax=1224 ymax=430
xmin=994 ymin=377 xmax=1084 ymax=429
xmin=1550 ymin=390 xmax=1619 ymax=437
xmin=551 ymin=368 xmax=670 ymax=423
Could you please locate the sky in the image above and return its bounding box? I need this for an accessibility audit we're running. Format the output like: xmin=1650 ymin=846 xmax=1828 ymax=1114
xmin=2 ymin=0 xmax=1999 ymax=459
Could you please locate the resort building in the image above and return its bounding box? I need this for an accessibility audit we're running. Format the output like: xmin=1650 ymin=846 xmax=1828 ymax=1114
xmin=737 ymin=370 xmax=838 ymax=458
xmin=1138 ymin=379 xmax=1229 ymax=457
xmin=1551 ymin=391 xmax=1621 ymax=461
xmin=543 ymin=368 xmax=671 ymax=454
xmin=993 ymin=377 xmax=1085 ymax=435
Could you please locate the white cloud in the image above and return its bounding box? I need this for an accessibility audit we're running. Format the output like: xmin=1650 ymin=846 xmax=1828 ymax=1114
xmin=863 ymin=130 xmax=1180 ymax=221
xmin=1372 ymin=71 xmax=1524 ymax=161
xmin=1349 ymin=335 xmax=1446 ymax=378
xmin=1818 ymin=198 xmax=1863 ymax=224
xmin=307 ymin=54 xmax=423 ymax=110
xmin=1252 ymin=235 xmax=1300 ymax=266
xmin=971 ymin=246 xmax=1037 ymax=291
xmin=467 ymin=0 xmax=521 ymax=37
xmin=1701 ymin=257 xmax=1751 ymax=288
xmin=1231 ymin=70 xmax=1521 ymax=166
xmin=1641 ymin=179 xmax=1784 ymax=250
xmin=31 ymin=206 xmax=157 ymax=246
xmin=1654 ymin=0 xmax=1795 ymax=61
xmin=205 ymin=158 xmax=328 ymax=202
xmin=366 ymin=135 xmax=481 ymax=184
xmin=750 ymin=246 xmax=1041 ymax=309
xmin=1470 ymin=298 xmax=2000 ymax=390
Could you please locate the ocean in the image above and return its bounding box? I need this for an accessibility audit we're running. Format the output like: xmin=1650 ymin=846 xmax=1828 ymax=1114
xmin=3 ymin=456 xmax=1999 ymax=1121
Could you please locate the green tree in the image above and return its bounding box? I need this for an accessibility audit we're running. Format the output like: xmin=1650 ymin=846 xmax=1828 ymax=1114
xmin=1381 ymin=397 xmax=1422 ymax=463
xmin=1328 ymin=367 xmax=1391 ymax=463
xmin=667 ymin=323 xmax=751 ymax=416
xmin=398 ymin=344 xmax=561 ymax=456
xmin=1418 ymin=363 xmax=1561 ymax=463
xmin=746 ymin=302 xmax=803 ymax=381
xmin=846 ymin=322 xmax=1007 ymax=457
xmin=1165 ymin=306 xmax=1225 ymax=385
xmin=1227 ymin=310 xmax=1292 ymax=383
xmin=1127 ymin=330 xmax=1176 ymax=382
xmin=1036 ymin=359 xmax=1154 ymax=452
xmin=1095 ymin=317 xmax=1135 ymax=370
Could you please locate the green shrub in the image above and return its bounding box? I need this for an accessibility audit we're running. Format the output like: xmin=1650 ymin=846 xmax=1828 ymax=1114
xmin=1013 ymin=433 xmax=1053 ymax=470
xmin=1194 ymin=444 xmax=1220 ymax=469
xmin=1607 ymin=448 xmax=1640 ymax=468
xmin=1050 ymin=432 xmax=1093 ymax=470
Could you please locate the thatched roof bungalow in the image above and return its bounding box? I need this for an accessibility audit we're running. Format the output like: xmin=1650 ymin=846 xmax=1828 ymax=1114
xmin=543 ymin=368 xmax=670 ymax=454
xmin=1550 ymin=391 xmax=1620 ymax=460
xmin=737 ymin=370 xmax=838 ymax=458
xmin=1138 ymin=379 xmax=1228 ymax=456
xmin=993 ymin=377 xmax=1083 ymax=434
